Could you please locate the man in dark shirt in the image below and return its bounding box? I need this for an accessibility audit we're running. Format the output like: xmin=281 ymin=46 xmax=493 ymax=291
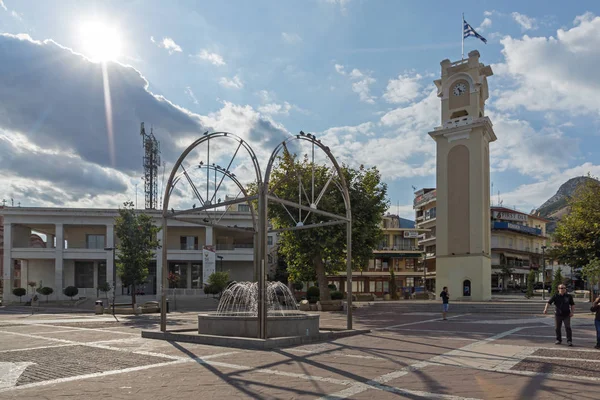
xmin=440 ymin=286 xmax=449 ymax=320
xmin=544 ymin=285 xmax=575 ymax=346
xmin=591 ymin=295 xmax=600 ymax=349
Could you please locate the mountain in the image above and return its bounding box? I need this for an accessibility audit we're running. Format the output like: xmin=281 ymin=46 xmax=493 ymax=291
xmin=535 ymin=176 xmax=599 ymax=233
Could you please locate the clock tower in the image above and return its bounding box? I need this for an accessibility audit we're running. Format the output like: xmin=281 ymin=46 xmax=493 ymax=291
xmin=429 ymin=50 xmax=496 ymax=301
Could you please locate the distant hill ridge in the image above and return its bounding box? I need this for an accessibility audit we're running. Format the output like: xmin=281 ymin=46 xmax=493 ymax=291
xmin=535 ymin=176 xmax=599 ymax=232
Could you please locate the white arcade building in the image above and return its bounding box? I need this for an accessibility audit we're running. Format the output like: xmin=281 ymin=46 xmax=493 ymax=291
xmin=1 ymin=205 xmax=273 ymax=303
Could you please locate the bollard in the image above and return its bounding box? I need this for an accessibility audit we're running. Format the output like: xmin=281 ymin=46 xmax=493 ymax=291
xmin=94 ymin=300 xmax=104 ymax=315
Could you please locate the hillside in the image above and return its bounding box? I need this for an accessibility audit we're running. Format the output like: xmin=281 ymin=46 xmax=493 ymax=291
xmin=535 ymin=176 xmax=599 ymax=233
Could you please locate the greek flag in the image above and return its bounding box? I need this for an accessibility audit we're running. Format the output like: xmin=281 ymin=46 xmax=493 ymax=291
xmin=463 ymin=19 xmax=487 ymax=44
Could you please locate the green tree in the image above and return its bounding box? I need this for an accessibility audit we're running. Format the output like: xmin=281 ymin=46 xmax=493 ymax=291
xmin=553 ymin=176 xmax=600 ymax=289
xmin=266 ymin=152 xmax=388 ymax=301
xmin=207 ymin=271 xmax=229 ymax=298
xmin=98 ymin=282 xmax=111 ymax=303
xmin=39 ymin=287 xmax=53 ymax=302
xmin=497 ymin=265 xmax=514 ymax=292
xmin=551 ymin=267 xmax=564 ymax=297
xmin=525 ymin=270 xmax=535 ymax=299
xmin=114 ymin=201 xmax=161 ymax=307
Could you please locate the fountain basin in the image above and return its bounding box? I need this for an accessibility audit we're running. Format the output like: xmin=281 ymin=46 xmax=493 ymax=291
xmin=198 ymin=312 xmax=320 ymax=338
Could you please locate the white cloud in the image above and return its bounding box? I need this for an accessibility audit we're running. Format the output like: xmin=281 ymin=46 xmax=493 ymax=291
xmin=185 ymin=87 xmax=198 ymax=104
xmin=383 ymin=73 xmax=423 ymax=104
xmin=191 ymin=49 xmax=226 ymax=66
xmin=511 ymin=12 xmax=537 ymax=31
xmin=484 ymin=10 xmax=493 ymax=17
xmin=219 ymin=75 xmax=244 ymax=89
xmin=335 ymin=64 xmax=377 ymax=104
xmin=258 ymin=102 xmax=293 ymax=116
xmin=478 ymin=17 xmax=492 ymax=32
xmin=498 ymin=163 xmax=600 ymax=212
xmin=151 ymin=36 xmax=182 ymax=54
xmin=0 ymin=0 xmax=6 ymax=11
xmin=324 ymin=0 xmax=350 ymax=14
xmin=487 ymin=111 xmax=578 ymax=177
xmin=493 ymin=13 xmax=600 ymax=115
xmin=281 ymin=32 xmax=302 ymax=44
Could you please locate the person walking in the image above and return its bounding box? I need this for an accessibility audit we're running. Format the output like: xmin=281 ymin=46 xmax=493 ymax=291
xmin=440 ymin=286 xmax=449 ymax=320
xmin=591 ymin=295 xmax=600 ymax=350
xmin=544 ymin=284 xmax=575 ymax=346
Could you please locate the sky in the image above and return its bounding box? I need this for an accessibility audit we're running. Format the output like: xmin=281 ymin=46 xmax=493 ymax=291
xmin=1 ymin=0 xmax=599 ymax=220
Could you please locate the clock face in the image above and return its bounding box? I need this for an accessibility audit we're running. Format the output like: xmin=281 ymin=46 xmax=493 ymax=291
xmin=453 ymin=83 xmax=467 ymax=96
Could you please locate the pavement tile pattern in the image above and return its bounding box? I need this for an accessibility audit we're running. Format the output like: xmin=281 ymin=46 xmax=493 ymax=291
xmin=1 ymin=306 xmax=599 ymax=399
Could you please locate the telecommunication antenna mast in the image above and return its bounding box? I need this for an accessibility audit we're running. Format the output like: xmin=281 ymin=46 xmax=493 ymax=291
xmin=141 ymin=122 xmax=161 ymax=209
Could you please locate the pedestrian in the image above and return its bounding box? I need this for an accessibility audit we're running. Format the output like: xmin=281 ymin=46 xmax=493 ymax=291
xmin=544 ymin=284 xmax=575 ymax=346
xmin=591 ymin=295 xmax=600 ymax=350
xmin=440 ymin=286 xmax=449 ymax=320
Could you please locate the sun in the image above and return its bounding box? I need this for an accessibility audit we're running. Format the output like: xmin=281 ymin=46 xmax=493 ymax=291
xmin=79 ymin=21 xmax=122 ymax=62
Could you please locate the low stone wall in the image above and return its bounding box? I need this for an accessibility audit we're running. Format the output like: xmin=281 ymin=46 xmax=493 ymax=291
xmin=198 ymin=313 xmax=320 ymax=338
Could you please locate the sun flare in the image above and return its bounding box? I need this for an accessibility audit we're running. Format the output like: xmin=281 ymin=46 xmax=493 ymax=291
xmin=79 ymin=21 xmax=122 ymax=62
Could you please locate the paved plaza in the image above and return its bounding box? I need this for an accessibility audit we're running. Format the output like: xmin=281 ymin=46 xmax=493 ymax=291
xmin=0 ymin=306 xmax=598 ymax=399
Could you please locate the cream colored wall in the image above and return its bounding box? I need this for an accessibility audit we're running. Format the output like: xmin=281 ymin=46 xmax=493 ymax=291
xmin=165 ymin=227 xmax=207 ymax=250
xmin=27 ymin=259 xmax=55 ymax=289
xmin=435 ymin=126 xmax=490 ymax=257
xmin=65 ymin=225 xmax=106 ymax=248
xmin=436 ymin=255 xmax=491 ymax=300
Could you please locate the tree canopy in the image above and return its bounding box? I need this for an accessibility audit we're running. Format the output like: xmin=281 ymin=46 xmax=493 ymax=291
xmin=114 ymin=201 xmax=161 ymax=306
xmin=553 ymin=176 xmax=600 ymax=287
xmin=268 ymin=151 xmax=388 ymax=300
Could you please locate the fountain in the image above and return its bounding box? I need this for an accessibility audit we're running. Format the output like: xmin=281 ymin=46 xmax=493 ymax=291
xmin=197 ymin=281 xmax=320 ymax=338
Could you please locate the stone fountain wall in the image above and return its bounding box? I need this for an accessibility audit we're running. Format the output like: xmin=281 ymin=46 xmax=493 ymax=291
xmin=198 ymin=313 xmax=320 ymax=338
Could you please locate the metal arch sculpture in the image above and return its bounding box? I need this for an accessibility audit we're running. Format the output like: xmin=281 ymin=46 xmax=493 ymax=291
xmin=260 ymin=132 xmax=352 ymax=336
xmin=160 ymin=130 xmax=353 ymax=338
xmin=160 ymin=132 xmax=262 ymax=331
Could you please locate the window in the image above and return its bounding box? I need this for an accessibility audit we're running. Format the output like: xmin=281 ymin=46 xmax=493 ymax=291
xmin=168 ymin=263 xmax=187 ymax=288
xmin=267 ymin=236 xmax=273 ymax=246
xmin=75 ymin=261 xmax=94 ymax=288
xmin=191 ymin=263 xmax=202 ymax=289
xmin=406 ymin=277 xmax=414 ymax=287
xmin=86 ymin=235 xmax=105 ymax=249
xmin=405 ymin=258 xmax=415 ymax=270
xmin=238 ymin=204 xmax=250 ymax=212
xmin=97 ymin=262 xmax=107 ymax=285
xmin=180 ymin=236 xmax=198 ymax=250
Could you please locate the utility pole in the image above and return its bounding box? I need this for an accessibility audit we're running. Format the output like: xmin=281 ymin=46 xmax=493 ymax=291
xmin=541 ymin=245 xmax=546 ymax=301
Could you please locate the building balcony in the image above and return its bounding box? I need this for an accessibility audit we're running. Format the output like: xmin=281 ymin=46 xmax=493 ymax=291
xmin=419 ymin=236 xmax=436 ymax=245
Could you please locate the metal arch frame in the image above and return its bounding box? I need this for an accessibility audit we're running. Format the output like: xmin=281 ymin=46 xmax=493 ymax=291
xmin=160 ymin=132 xmax=262 ymax=332
xmin=261 ymin=133 xmax=352 ymax=336
xmin=160 ymin=130 xmax=353 ymax=338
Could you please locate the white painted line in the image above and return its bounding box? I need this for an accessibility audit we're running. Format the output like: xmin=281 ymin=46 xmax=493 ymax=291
xmin=31 ymin=323 xmax=139 ymax=336
xmin=286 ymin=348 xmax=385 ymax=360
xmin=0 ymin=362 xmax=36 ymax=389
xmin=0 ymin=344 xmax=77 ymax=353
xmin=0 ymin=359 xmax=189 ymax=393
xmin=0 ymin=350 xmax=240 ymax=393
xmin=375 ymin=314 xmax=469 ymax=331
xmin=379 ymin=328 xmax=492 ymax=335
xmin=527 ymin=355 xmax=600 ymax=363
xmin=318 ymin=326 xmax=523 ymax=400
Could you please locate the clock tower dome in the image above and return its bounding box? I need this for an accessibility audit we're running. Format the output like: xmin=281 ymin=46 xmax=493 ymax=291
xmin=428 ymin=50 xmax=496 ymax=301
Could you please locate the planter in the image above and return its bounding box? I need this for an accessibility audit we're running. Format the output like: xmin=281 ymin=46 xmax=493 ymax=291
xmin=317 ymin=300 xmax=343 ymax=311
xmin=383 ymin=294 xmax=391 ymax=301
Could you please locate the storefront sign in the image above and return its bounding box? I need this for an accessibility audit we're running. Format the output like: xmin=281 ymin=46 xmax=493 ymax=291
xmin=492 ymin=211 xmax=528 ymax=222
xmin=403 ymin=231 xmax=419 ymax=238
xmin=493 ymin=221 xmax=541 ymax=236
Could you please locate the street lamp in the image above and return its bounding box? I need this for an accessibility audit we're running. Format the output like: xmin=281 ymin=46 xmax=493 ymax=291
xmin=104 ymin=246 xmax=117 ymax=318
xmin=541 ymin=245 xmax=547 ymax=301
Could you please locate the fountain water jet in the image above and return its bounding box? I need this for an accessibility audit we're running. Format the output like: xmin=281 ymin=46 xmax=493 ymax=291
xmin=198 ymin=281 xmax=319 ymax=338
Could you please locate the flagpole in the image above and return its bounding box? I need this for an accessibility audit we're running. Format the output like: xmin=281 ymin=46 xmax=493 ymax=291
xmin=461 ymin=13 xmax=464 ymax=59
